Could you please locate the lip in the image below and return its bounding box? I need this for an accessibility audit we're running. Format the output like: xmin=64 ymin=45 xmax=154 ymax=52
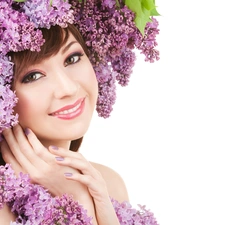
xmin=50 ymin=98 xmax=85 ymax=120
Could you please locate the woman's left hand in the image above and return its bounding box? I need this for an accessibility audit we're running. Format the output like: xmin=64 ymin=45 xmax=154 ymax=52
xmin=50 ymin=147 xmax=120 ymax=225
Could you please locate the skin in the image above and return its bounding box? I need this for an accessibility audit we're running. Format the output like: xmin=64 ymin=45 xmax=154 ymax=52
xmin=0 ymin=33 xmax=129 ymax=225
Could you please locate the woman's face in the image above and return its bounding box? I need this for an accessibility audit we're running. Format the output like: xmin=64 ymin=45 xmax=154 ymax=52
xmin=13 ymin=33 xmax=98 ymax=147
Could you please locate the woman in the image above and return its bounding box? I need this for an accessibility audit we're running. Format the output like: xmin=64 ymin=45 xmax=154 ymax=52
xmin=0 ymin=24 xmax=129 ymax=224
xmin=0 ymin=0 xmax=160 ymax=224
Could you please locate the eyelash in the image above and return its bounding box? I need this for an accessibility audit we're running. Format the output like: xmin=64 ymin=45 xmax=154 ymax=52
xmin=64 ymin=52 xmax=84 ymax=67
xmin=22 ymin=72 xmax=44 ymax=84
xmin=21 ymin=52 xmax=84 ymax=84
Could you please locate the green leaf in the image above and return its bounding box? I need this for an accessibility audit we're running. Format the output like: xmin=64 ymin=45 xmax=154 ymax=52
xmin=116 ymin=0 xmax=120 ymax=7
xmin=125 ymin=0 xmax=160 ymax=35
xmin=134 ymin=6 xmax=151 ymax=35
xmin=125 ymin=0 xmax=143 ymax=18
xmin=150 ymin=7 xmax=160 ymax=16
xmin=141 ymin=0 xmax=160 ymax=15
xmin=141 ymin=0 xmax=152 ymax=10
xmin=13 ymin=0 xmax=26 ymax=2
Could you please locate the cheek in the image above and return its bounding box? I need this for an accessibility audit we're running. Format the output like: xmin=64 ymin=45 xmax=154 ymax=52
xmin=88 ymin=67 xmax=98 ymax=94
xmin=14 ymin=93 xmax=39 ymax=124
xmin=80 ymin=65 xmax=98 ymax=99
xmin=90 ymin=75 xmax=98 ymax=103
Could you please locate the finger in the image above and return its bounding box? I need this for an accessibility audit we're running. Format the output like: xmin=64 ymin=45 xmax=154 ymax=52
xmin=50 ymin=146 xmax=101 ymax=179
xmin=2 ymin=126 xmax=31 ymax=167
xmin=25 ymin=128 xmax=53 ymax=164
xmin=3 ymin=125 xmax=49 ymax=174
xmin=49 ymin=146 xmax=84 ymax=159
xmin=0 ymin=139 xmax=24 ymax=174
xmin=64 ymin=172 xmax=99 ymax=190
xmin=64 ymin=172 xmax=108 ymax=200
xmin=64 ymin=172 xmax=94 ymax=184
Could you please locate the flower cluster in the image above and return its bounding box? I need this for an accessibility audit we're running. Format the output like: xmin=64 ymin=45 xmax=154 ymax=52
xmin=0 ymin=164 xmax=159 ymax=225
xmin=22 ymin=0 xmax=74 ymax=28
xmin=0 ymin=0 xmax=160 ymax=134
xmin=0 ymin=164 xmax=93 ymax=224
xmin=72 ymin=0 xmax=160 ymax=117
xmin=0 ymin=0 xmax=44 ymax=134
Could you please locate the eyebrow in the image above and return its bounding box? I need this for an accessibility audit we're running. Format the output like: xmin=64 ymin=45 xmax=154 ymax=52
xmin=62 ymin=41 xmax=78 ymax=54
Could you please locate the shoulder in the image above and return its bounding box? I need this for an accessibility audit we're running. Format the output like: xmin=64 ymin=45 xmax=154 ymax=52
xmin=90 ymin=161 xmax=129 ymax=203
xmin=0 ymin=204 xmax=16 ymax=224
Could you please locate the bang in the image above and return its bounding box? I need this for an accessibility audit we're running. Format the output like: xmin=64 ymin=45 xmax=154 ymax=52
xmin=9 ymin=24 xmax=88 ymax=79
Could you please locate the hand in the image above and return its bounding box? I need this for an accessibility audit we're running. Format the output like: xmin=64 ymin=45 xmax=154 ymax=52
xmin=51 ymin=147 xmax=120 ymax=225
xmin=1 ymin=124 xmax=120 ymax=225
xmin=1 ymin=125 xmax=97 ymax=223
xmin=1 ymin=125 xmax=81 ymax=196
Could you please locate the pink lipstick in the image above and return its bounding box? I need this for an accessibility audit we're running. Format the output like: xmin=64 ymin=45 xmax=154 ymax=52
xmin=50 ymin=98 xmax=85 ymax=120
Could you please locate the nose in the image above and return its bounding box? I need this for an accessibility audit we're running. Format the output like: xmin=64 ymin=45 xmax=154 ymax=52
xmin=52 ymin=69 xmax=79 ymax=99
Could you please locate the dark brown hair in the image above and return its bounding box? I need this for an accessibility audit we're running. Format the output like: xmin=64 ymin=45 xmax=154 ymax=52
xmin=0 ymin=24 xmax=89 ymax=165
xmin=11 ymin=24 xmax=89 ymax=80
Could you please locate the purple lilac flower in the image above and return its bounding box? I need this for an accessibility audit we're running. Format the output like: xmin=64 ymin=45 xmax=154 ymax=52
xmin=0 ymin=84 xmax=18 ymax=135
xmin=1 ymin=164 xmax=159 ymax=225
xmin=71 ymin=0 xmax=160 ymax=117
xmin=111 ymin=49 xmax=136 ymax=86
xmin=102 ymin=0 xmax=116 ymax=9
xmin=112 ymin=198 xmax=159 ymax=225
xmin=0 ymin=55 xmax=14 ymax=84
xmin=0 ymin=164 xmax=93 ymax=225
xmin=135 ymin=18 xmax=160 ymax=63
xmin=94 ymin=63 xmax=117 ymax=118
xmin=0 ymin=1 xmax=45 ymax=53
xmin=0 ymin=55 xmax=18 ymax=135
xmin=22 ymin=0 xmax=74 ymax=28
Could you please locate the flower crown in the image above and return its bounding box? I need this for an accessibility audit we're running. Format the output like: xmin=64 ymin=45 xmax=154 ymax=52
xmin=0 ymin=0 xmax=160 ymax=134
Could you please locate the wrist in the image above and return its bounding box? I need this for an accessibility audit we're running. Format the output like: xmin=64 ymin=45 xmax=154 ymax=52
xmin=95 ymin=198 xmax=120 ymax=225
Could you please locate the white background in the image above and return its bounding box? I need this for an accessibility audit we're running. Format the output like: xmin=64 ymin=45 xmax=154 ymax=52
xmin=80 ymin=1 xmax=225 ymax=225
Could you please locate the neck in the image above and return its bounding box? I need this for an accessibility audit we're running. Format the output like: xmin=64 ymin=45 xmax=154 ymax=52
xmin=39 ymin=139 xmax=72 ymax=151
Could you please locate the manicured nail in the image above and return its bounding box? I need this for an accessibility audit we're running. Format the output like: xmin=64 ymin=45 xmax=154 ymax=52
xmin=51 ymin=145 xmax=58 ymax=150
xmin=24 ymin=128 xmax=30 ymax=136
xmin=64 ymin=172 xmax=73 ymax=177
xmin=55 ymin=156 xmax=64 ymax=161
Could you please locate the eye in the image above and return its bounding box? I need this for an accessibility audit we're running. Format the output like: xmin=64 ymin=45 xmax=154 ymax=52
xmin=64 ymin=52 xmax=83 ymax=67
xmin=22 ymin=72 xmax=44 ymax=83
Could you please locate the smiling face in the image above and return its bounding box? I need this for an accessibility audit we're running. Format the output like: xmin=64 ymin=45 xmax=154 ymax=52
xmin=12 ymin=26 xmax=98 ymax=147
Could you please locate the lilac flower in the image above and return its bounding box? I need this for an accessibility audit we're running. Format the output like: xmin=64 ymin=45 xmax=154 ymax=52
xmin=111 ymin=49 xmax=136 ymax=86
xmin=0 ymin=164 xmax=93 ymax=225
xmin=0 ymin=164 xmax=159 ymax=225
xmin=0 ymin=84 xmax=18 ymax=135
xmin=0 ymin=55 xmax=18 ymax=135
xmin=22 ymin=0 xmax=74 ymax=28
xmin=0 ymin=1 xmax=45 ymax=53
xmin=135 ymin=18 xmax=160 ymax=63
xmin=112 ymin=198 xmax=159 ymax=225
xmin=71 ymin=0 xmax=160 ymax=116
xmin=102 ymin=0 xmax=116 ymax=9
xmin=0 ymin=55 xmax=14 ymax=84
xmin=94 ymin=63 xmax=117 ymax=118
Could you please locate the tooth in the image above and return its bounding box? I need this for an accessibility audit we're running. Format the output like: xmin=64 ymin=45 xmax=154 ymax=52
xmin=54 ymin=102 xmax=81 ymax=115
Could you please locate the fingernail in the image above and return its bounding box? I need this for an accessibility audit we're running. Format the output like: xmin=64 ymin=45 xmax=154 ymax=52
xmin=25 ymin=128 xmax=30 ymax=135
xmin=51 ymin=145 xmax=58 ymax=150
xmin=64 ymin=172 xmax=73 ymax=177
xmin=55 ymin=156 xmax=64 ymax=161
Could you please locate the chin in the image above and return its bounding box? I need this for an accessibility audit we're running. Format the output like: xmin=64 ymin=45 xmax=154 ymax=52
xmin=68 ymin=120 xmax=91 ymax=139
